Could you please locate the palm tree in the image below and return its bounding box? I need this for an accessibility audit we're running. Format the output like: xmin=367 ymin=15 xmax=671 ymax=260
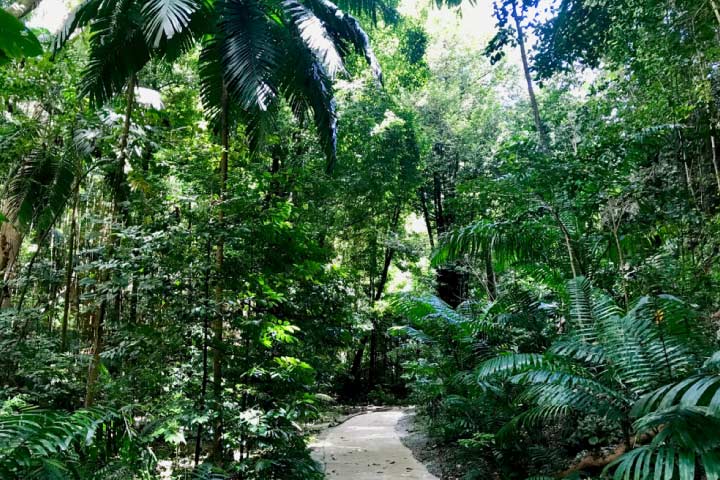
xmin=55 ymin=0 xmax=387 ymax=169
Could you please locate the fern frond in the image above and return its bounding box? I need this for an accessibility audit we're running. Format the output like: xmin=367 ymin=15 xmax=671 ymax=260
xmin=476 ymin=353 xmax=552 ymax=380
xmin=387 ymin=325 xmax=434 ymax=344
xmin=549 ymin=339 xmax=606 ymax=366
xmin=495 ymin=405 xmax=571 ymax=445
xmin=510 ymin=369 xmax=628 ymax=407
xmin=632 ymin=375 xmax=720 ymax=417
xmin=518 ymin=383 xmax=625 ymax=420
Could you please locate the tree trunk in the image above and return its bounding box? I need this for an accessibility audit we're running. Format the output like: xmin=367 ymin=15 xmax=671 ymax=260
xmin=368 ymin=320 xmax=378 ymax=388
xmin=512 ymin=0 xmax=550 ymax=153
xmin=711 ymin=0 xmax=720 ymax=28
xmin=4 ymin=0 xmax=41 ymax=18
xmin=112 ymin=73 xmax=136 ymax=217
xmin=212 ymin=84 xmax=230 ymax=461
xmin=0 ymin=215 xmax=21 ymax=308
xmin=374 ymin=204 xmax=400 ymax=303
xmin=485 ymin=248 xmax=497 ymax=301
xmin=545 ymin=203 xmax=578 ymax=278
xmin=418 ymin=188 xmax=434 ymax=249
xmin=711 ymin=135 xmax=720 ymax=196
xmin=350 ymin=336 xmax=368 ymax=385
xmin=60 ymin=185 xmax=79 ymax=351
xmin=432 ymin=172 xmax=467 ymax=307
xmin=84 ymin=301 xmax=105 ymax=407
xmin=433 ymin=173 xmax=445 ymax=233
xmin=195 ymin=241 xmax=212 ymax=466
xmin=612 ymin=227 xmax=629 ymax=309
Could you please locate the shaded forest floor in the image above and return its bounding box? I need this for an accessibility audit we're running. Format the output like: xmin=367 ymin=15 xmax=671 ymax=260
xmin=398 ymin=413 xmax=493 ymax=480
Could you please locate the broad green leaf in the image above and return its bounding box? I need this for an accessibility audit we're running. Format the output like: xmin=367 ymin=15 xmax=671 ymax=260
xmin=0 ymin=10 xmax=42 ymax=65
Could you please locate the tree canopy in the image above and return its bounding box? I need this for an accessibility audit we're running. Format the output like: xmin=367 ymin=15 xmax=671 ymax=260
xmin=2 ymin=0 xmax=720 ymax=478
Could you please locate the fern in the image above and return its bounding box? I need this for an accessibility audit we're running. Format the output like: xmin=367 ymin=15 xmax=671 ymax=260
xmin=0 ymin=406 xmax=146 ymax=478
xmin=475 ymin=353 xmax=552 ymax=379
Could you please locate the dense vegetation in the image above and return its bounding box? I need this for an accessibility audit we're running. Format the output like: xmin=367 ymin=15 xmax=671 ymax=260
xmin=1 ymin=0 xmax=720 ymax=478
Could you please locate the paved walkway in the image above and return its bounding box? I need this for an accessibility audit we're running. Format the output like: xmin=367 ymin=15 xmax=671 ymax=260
xmin=311 ymin=409 xmax=438 ymax=479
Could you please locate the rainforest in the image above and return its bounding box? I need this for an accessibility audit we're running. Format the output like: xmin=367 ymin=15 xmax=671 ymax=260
xmin=1 ymin=0 xmax=720 ymax=479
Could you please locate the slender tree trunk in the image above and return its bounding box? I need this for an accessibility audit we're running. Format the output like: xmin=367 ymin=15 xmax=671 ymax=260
xmin=60 ymin=185 xmax=79 ymax=351
xmin=212 ymin=85 xmax=230 ymax=461
xmin=195 ymin=241 xmax=212 ymax=466
xmin=374 ymin=204 xmax=400 ymax=303
xmin=84 ymin=301 xmax=105 ymax=407
xmin=711 ymin=135 xmax=720 ymax=196
xmin=368 ymin=320 xmax=378 ymax=388
xmin=711 ymin=0 xmax=720 ymax=28
xmin=112 ymin=73 xmax=136 ymax=217
xmin=419 ymin=188 xmax=434 ymax=249
xmin=85 ymin=73 xmax=135 ymax=408
xmin=0 ymin=216 xmax=21 ymax=309
xmin=512 ymin=0 xmax=550 ymax=153
xmin=433 ymin=174 xmax=444 ymax=233
xmin=366 ymin=205 xmax=401 ymax=389
xmin=432 ymin=172 xmax=467 ymax=306
xmin=612 ymin=227 xmax=629 ymax=309
xmin=546 ymin=204 xmax=578 ymax=278
xmin=128 ymin=278 xmax=138 ymax=324
xmin=485 ymin=249 xmax=497 ymax=301
xmin=350 ymin=336 xmax=368 ymax=386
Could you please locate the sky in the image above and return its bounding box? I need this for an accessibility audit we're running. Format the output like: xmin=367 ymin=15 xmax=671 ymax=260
xmin=28 ymin=0 xmax=557 ymax=37
xmin=26 ymin=0 xmax=69 ymax=33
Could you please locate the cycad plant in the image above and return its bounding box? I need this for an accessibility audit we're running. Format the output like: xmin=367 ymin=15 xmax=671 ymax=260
xmin=390 ymin=290 xmax=552 ymax=439
xmin=477 ymin=276 xmax=717 ymax=479
xmin=0 ymin=402 xmax=153 ymax=479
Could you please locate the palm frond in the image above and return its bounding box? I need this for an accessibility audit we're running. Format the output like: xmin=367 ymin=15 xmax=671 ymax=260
xmin=283 ymin=0 xmax=345 ymax=78
xmin=219 ymin=0 xmax=278 ymax=111
xmin=510 ymin=369 xmax=628 ymax=407
xmin=387 ymin=325 xmax=434 ymax=344
xmin=567 ymin=275 xmax=603 ymax=342
xmin=3 ymin=149 xmax=77 ymax=232
xmin=53 ymin=0 xmax=105 ymax=53
xmin=305 ymin=0 xmax=382 ymax=82
xmin=332 ymin=0 xmax=395 ymax=23
xmin=142 ymin=0 xmax=201 ymax=48
xmin=609 ymin=407 xmax=720 ymax=480
xmin=705 ymin=351 xmax=720 ymax=370
xmin=601 ymin=303 xmax=695 ymax=395
xmin=279 ymin=38 xmax=337 ymax=171
xmin=518 ymin=383 xmax=625 ymax=420
xmin=79 ymin=0 xmax=149 ymax=105
xmin=198 ymin=37 xmax=225 ymax=126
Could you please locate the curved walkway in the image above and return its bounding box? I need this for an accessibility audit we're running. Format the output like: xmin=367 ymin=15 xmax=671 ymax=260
xmin=311 ymin=409 xmax=438 ymax=479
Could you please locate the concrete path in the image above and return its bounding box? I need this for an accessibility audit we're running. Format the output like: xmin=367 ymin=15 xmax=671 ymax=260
xmin=311 ymin=409 xmax=438 ymax=479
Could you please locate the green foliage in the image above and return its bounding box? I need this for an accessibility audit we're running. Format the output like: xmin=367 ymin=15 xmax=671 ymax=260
xmin=3 ymin=0 xmax=720 ymax=479
xmin=0 ymin=10 xmax=42 ymax=65
xmin=0 ymin=401 xmax=153 ymax=479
